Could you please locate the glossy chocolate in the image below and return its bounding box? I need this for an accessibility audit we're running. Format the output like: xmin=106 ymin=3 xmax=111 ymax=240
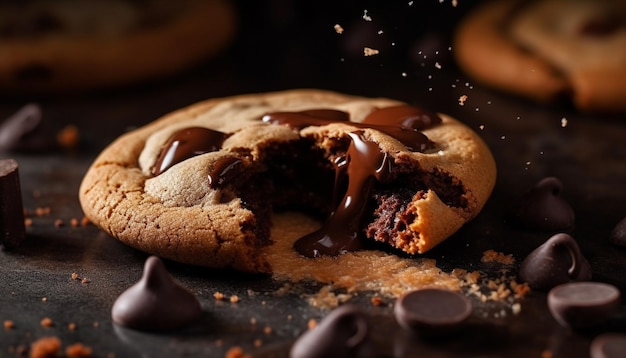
xmin=394 ymin=288 xmax=472 ymax=337
xmin=264 ymin=105 xmax=440 ymax=257
xmin=548 ymin=282 xmax=620 ymax=330
xmin=152 ymin=127 xmax=226 ymax=175
xmin=111 ymin=256 xmax=202 ymax=331
xmin=293 ymin=131 xmax=390 ymax=257
xmin=289 ymin=304 xmax=377 ymax=358
xmin=519 ymin=233 xmax=592 ymax=291
xmin=0 ymin=159 xmax=26 ymax=249
xmin=590 ymin=333 xmax=626 ymax=358
xmin=514 ymin=177 xmax=575 ymax=231
xmin=207 ymin=156 xmax=243 ymax=189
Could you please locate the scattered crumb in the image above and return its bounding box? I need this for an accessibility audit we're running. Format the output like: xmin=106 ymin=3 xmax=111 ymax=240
xmin=41 ymin=297 xmax=48 ymax=302
xmin=307 ymin=285 xmax=353 ymax=309
xmin=71 ymin=273 xmax=79 ymax=280
xmin=435 ymin=62 xmax=442 ymax=69
xmin=35 ymin=207 xmax=51 ymax=216
xmin=307 ymin=319 xmax=317 ymax=330
xmin=30 ymin=336 xmax=61 ymax=358
xmin=25 ymin=218 xmax=33 ymax=227
xmin=92 ymin=321 xmax=99 ymax=328
xmin=249 ymin=318 xmax=257 ymax=325
xmin=362 ymin=9 xmax=372 ymax=21
xmin=40 ymin=317 xmax=53 ymax=327
xmin=253 ymin=339 xmax=263 ymax=348
xmin=57 ymin=125 xmax=79 ymax=149
xmin=213 ymin=292 xmax=225 ymax=301
xmin=364 ymin=47 xmax=379 ymax=56
xmin=65 ymin=343 xmax=92 ymax=358
xmin=81 ymin=277 xmax=90 ymax=284
xmin=561 ymin=117 xmax=568 ymax=127
xmin=481 ymin=250 xmax=515 ymax=265
xmin=4 ymin=320 xmax=15 ymax=329
xmin=512 ymin=303 xmax=522 ymax=315
xmin=333 ymin=24 xmax=344 ymax=34
xmin=80 ymin=216 xmax=90 ymax=227
xmin=68 ymin=323 xmax=77 ymax=331
xmin=459 ymin=94 xmax=468 ymax=106
xmin=263 ymin=326 xmax=272 ymax=335
xmin=54 ymin=219 xmax=64 ymax=228
xmin=287 ymin=314 xmax=293 ymax=320
xmin=370 ymin=296 xmax=383 ymax=306
xmin=225 ymin=346 xmax=250 ymax=358
xmin=511 ymin=281 xmax=531 ymax=298
xmin=229 ymin=295 xmax=239 ymax=303
xmin=70 ymin=218 xmax=80 ymax=227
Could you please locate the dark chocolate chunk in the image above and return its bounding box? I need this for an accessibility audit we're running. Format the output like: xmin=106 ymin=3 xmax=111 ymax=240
xmin=0 ymin=104 xmax=42 ymax=152
xmin=609 ymin=217 xmax=626 ymax=247
xmin=0 ymin=159 xmax=26 ymax=249
xmin=519 ymin=233 xmax=592 ymax=291
xmin=590 ymin=333 xmax=626 ymax=358
xmin=111 ymin=256 xmax=202 ymax=331
xmin=208 ymin=156 xmax=243 ymax=189
xmin=394 ymin=288 xmax=472 ymax=337
xmin=290 ymin=305 xmax=377 ymax=358
xmin=513 ymin=177 xmax=575 ymax=231
xmin=548 ymin=282 xmax=620 ymax=330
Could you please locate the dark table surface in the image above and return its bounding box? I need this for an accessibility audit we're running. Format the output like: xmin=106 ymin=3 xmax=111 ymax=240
xmin=1 ymin=1 xmax=626 ymax=357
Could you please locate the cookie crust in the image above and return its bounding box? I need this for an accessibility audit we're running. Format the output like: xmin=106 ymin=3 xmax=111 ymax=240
xmin=79 ymin=90 xmax=496 ymax=272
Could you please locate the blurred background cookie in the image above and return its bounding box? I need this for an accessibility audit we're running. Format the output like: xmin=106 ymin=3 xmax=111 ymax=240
xmin=0 ymin=0 xmax=237 ymax=94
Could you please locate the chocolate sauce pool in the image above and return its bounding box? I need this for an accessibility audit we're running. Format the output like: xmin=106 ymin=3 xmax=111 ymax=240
xmin=151 ymin=105 xmax=442 ymax=258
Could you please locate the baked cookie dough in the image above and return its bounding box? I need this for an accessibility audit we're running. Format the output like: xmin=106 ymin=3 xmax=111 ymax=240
xmin=0 ymin=0 xmax=237 ymax=93
xmin=454 ymin=0 xmax=626 ymax=112
xmin=79 ymin=89 xmax=496 ymax=273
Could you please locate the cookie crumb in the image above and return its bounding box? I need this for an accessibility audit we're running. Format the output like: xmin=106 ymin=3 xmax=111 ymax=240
xmin=459 ymin=94 xmax=468 ymax=106
xmin=35 ymin=207 xmax=51 ymax=216
xmin=561 ymin=117 xmax=568 ymax=127
xmin=370 ymin=296 xmax=383 ymax=306
xmin=263 ymin=326 xmax=272 ymax=335
xmin=364 ymin=47 xmax=380 ymax=56
xmin=253 ymin=339 xmax=263 ymax=348
xmin=25 ymin=218 xmax=33 ymax=227
xmin=307 ymin=319 xmax=317 ymax=330
xmin=53 ymin=219 xmax=64 ymax=228
xmin=481 ymin=250 xmax=515 ymax=265
xmin=57 ymin=125 xmax=79 ymax=149
xmin=80 ymin=216 xmax=90 ymax=227
xmin=229 ymin=295 xmax=239 ymax=303
xmin=30 ymin=337 xmax=61 ymax=358
xmin=40 ymin=317 xmax=53 ymax=327
xmin=249 ymin=317 xmax=257 ymax=325
xmin=213 ymin=292 xmax=225 ymax=301
xmin=70 ymin=218 xmax=80 ymax=227
xmin=225 ymin=346 xmax=250 ymax=358
xmin=65 ymin=343 xmax=92 ymax=358
xmin=68 ymin=322 xmax=77 ymax=331
xmin=512 ymin=303 xmax=522 ymax=315
xmin=41 ymin=297 xmax=48 ymax=302
xmin=362 ymin=9 xmax=372 ymax=21
xmin=71 ymin=273 xmax=79 ymax=280
xmin=4 ymin=320 xmax=15 ymax=329
xmin=333 ymin=24 xmax=344 ymax=34
xmin=81 ymin=277 xmax=90 ymax=284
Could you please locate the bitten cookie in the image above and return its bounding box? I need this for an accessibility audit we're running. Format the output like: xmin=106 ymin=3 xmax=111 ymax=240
xmin=454 ymin=0 xmax=626 ymax=112
xmin=79 ymin=90 xmax=496 ymax=273
xmin=0 ymin=0 xmax=237 ymax=93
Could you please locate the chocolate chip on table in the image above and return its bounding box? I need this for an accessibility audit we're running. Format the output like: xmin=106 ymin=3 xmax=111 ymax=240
xmin=609 ymin=217 xmax=626 ymax=247
xmin=290 ymin=304 xmax=377 ymax=358
xmin=519 ymin=233 xmax=592 ymax=291
xmin=0 ymin=159 xmax=26 ymax=249
xmin=590 ymin=333 xmax=626 ymax=358
xmin=111 ymin=256 xmax=202 ymax=331
xmin=513 ymin=177 xmax=575 ymax=231
xmin=394 ymin=288 xmax=472 ymax=337
xmin=0 ymin=103 xmax=42 ymax=152
xmin=548 ymin=282 xmax=620 ymax=330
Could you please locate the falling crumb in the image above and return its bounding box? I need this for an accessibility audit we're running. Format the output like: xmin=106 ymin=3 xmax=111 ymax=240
xmin=57 ymin=125 xmax=80 ymax=149
xmin=71 ymin=273 xmax=79 ymax=280
xmin=213 ymin=292 xmax=225 ymax=301
xmin=54 ymin=219 xmax=64 ymax=228
xmin=229 ymin=295 xmax=239 ymax=303
xmin=40 ymin=317 xmax=53 ymax=327
xmin=561 ymin=117 xmax=568 ymax=127
xmin=263 ymin=326 xmax=272 ymax=335
xmin=65 ymin=343 xmax=92 ymax=358
xmin=370 ymin=296 xmax=383 ymax=306
xmin=333 ymin=24 xmax=344 ymax=34
xmin=68 ymin=323 xmax=77 ymax=331
xmin=307 ymin=319 xmax=317 ymax=330
xmin=363 ymin=47 xmax=379 ymax=56
xmin=30 ymin=337 xmax=61 ymax=358
xmin=362 ymin=9 xmax=372 ymax=21
xmin=458 ymin=94 xmax=468 ymax=106
xmin=4 ymin=320 xmax=15 ymax=329
xmin=481 ymin=250 xmax=515 ymax=265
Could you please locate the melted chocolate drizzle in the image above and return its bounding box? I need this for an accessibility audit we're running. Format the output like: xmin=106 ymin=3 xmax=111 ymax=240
xmin=152 ymin=105 xmax=442 ymax=258
xmin=152 ymin=127 xmax=227 ymax=175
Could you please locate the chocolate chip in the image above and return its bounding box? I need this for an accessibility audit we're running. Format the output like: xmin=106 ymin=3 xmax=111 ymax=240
xmin=609 ymin=217 xmax=626 ymax=247
xmin=513 ymin=177 xmax=575 ymax=231
xmin=0 ymin=159 xmax=26 ymax=249
xmin=590 ymin=333 xmax=626 ymax=358
xmin=290 ymin=305 xmax=377 ymax=358
xmin=394 ymin=289 xmax=472 ymax=337
xmin=111 ymin=256 xmax=202 ymax=331
xmin=548 ymin=282 xmax=620 ymax=330
xmin=519 ymin=233 xmax=592 ymax=291
xmin=0 ymin=104 xmax=42 ymax=152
